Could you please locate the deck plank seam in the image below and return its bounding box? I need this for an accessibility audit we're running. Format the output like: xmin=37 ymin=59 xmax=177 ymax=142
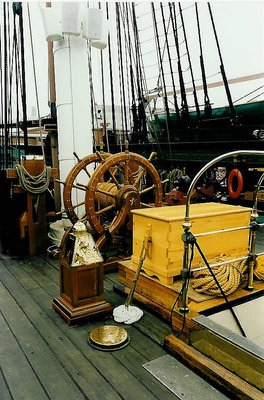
xmin=0 ymin=299 xmax=52 ymax=400
xmin=0 ymin=256 xmax=155 ymax=400
xmin=0 ymin=257 xmax=124 ymax=400
xmin=0 ymin=364 xmax=15 ymax=400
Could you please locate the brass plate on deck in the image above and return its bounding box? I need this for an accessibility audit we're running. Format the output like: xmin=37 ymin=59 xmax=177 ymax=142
xmin=89 ymin=325 xmax=130 ymax=350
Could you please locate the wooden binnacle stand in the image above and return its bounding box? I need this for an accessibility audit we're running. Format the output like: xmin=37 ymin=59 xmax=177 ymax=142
xmin=52 ymin=223 xmax=112 ymax=325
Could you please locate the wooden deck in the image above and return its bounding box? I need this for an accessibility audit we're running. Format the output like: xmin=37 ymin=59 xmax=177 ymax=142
xmin=0 ymin=251 xmax=186 ymax=400
xmin=1 ymin=239 xmax=264 ymax=399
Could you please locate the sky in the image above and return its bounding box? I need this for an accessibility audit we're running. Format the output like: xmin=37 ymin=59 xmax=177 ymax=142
xmin=2 ymin=1 xmax=264 ymax=121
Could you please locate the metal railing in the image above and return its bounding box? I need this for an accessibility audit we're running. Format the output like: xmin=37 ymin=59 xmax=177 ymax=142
xmin=180 ymin=150 xmax=264 ymax=313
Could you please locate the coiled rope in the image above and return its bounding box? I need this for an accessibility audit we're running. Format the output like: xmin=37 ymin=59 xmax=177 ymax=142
xmin=15 ymin=164 xmax=51 ymax=194
xmin=192 ymin=255 xmax=248 ymax=296
xmin=192 ymin=253 xmax=264 ymax=296
xmin=255 ymin=255 xmax=264 ymax=280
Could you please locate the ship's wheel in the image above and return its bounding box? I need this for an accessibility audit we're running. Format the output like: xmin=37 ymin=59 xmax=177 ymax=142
xmin=62 ymin=148 xmax=162 ymax=250
xmin=63 ymin=151 xmax=110 ymax=224
xmin=85 ymin=151 xmax=162 ymax=248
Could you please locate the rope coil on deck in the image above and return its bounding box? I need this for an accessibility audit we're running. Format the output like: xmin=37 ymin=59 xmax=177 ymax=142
xmin=192 ymin=255 xmax=248 ymax=296
xmin=255 ymin=255 xmax=264 ymax=280
xmin=15 ymin=164 xmax=51 ymax=194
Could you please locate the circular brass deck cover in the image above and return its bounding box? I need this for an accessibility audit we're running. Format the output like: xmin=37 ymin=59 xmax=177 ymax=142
xmin=89 ymin=325 xmax=128 ymax=348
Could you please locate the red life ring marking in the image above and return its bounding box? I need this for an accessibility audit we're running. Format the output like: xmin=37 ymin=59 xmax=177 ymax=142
xmin=227 ymin=168 xmax=243 ymax=199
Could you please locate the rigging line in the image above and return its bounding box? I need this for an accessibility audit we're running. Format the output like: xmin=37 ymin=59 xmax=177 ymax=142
xmin=129 ymin=5 xmax=159 ymax=151
xmin=135 ymin=9 xmax=155 ymax=18
xmin=152 ymin=5 xmax=172 ymax=97
xmin=136 ymin=6 xmax=149 ymax=140
xmin=7 ymin=5 xmax=14 ymax=158
xmin=138 ymin=19 xmax=170 ymax=32
xmin=124 ymin=3 xmax=137 ymax=138
xmin=15 ymin=22 xmax=24 ymax=159
xmin=151 ymin=4 xmax=168 ymax=97
xmin=98 ymin=2 xmax=109 ymax=153
xmin=12 ymin=9 xmax=20 ymax=161
xmin=87 ymin=43 xmax=95 ymax=148
xmin=195 ymin=2 xmax=212 ymax=117
xmin=15 ymin=2 xmax=28 ymax=156
xmin=179 ymin=2 xmax=200 ymax=120
xmin=122 ymin=2 xmax=145 ymax=141
xmin=233 ymin=85 xmax=264 ymax=104
xmin=7 ymin=4 xmax=12 ymax=127
xmin=0 ymin=14 xmax=3 ymax=166
xmin=247 ymin=91 xmax=264 ymax=103
xmin=3 ymin=2 xmax=9 ymax=168
xmin=27 ymin=3 xmax=45 ymax=161
xmin=151 ymin=2 xmax=173 ymax=153
xmin=8 ymin=22 xmax=19 ymax=153
xmin=120 ymin=2 xmax=137 ymax=118
xmin=131 ymin=3 xmax=144 ymax=100
xmin=116 ymin=3 xmax=127 ymax=145
xmin=140 ymin=32 xmax=174 ymax=45
xmin=160 ymin=2 xmax=181 ymax=121
xmin=181 ymin=3 xmax=195 ymax=12
xmin=144 ymin=59 xmax=181 ymax=69
xmin=169 ymin=2 xmax=189 ymax=122
xmin=123 ymin=5 xmax=133 ymax=135
xmin=106 ymin=3 xmax=116 ymax=137
xmin=131 ymin=3 xmax=148 ymax=140
xmin=207 ymin=2 xmax=236 ymax=122
xmin=117 ymin=3 xmax=129 ymax=144
xmin=121 ymin=4 xmax=141 ymax=78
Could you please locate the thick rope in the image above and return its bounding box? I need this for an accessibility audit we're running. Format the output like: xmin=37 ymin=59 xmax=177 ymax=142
xmin=192 ymin=255 xmax=248 ymax=296
xmin=15 ymin=164 xmax=51 ymax=194
xmin=255 ymin=254 xmax=264 ymax=280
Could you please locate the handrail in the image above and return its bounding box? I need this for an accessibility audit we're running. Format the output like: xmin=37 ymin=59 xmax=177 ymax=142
xmin=180 ymin=150 xmax=264 ymax=313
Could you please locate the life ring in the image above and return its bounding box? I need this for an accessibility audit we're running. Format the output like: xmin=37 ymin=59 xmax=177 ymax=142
xmin=227 ymin=168 xmax=243 ymax=199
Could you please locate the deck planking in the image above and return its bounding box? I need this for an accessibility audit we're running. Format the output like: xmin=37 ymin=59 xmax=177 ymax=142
xmin=0 ymin=252 xmax=179 ymax=400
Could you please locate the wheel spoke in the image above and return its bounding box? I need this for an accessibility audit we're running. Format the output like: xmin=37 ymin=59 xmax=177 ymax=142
xmin=140 ymin=184 xmax=156 ymax=195
xmin=107 ymin=167 xmax=118 ymax=183
xmin=81 ymin=166 xmax=91 ymax=178
xmin=124 ymin=162 xmax=129 ymax=184
xmin=71 ymin=182 xmax=87 ymax=191
xmin=73 ymin=153 xmax=91 ymax=178
xmin=57 ymin=200 xmax=86 ymax=216
xmin=96 ymin=188 xmax=116 ymax=199
xmin=140 ymin=202 xmax=154 ymax=208
xmin=108 ymin=169 xmax=121 ymax=187
xmin=134 ymin=166 xmax=146 ymax=186
xmin=95 ymin=204 xmax=116 ymax=215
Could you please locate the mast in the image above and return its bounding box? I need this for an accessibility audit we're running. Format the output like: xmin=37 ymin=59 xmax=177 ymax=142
xmin=169 ymin=2 xmax=190 ymax=124
xmin=160 ymin=2 xmax=181 ymax=122
xmin=195 ymin=2 xmax=212 ymax=118
xmin=151 ymin=2 xmax=172 ymax=141
xmin=208 ymin=3 xmax=237 ymax=122
xmin=178 ymin=2 xmax=201 ymax=121
xmin=14 ymin=2 xmax=28 ymax=155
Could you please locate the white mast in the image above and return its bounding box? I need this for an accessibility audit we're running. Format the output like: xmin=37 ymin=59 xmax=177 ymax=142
xmin=42 ymin=3 xmax=107 ymax=216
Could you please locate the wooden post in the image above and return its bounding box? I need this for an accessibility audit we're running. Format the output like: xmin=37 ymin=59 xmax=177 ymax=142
xmin=6 ymin=159 xmax=58 ymax=256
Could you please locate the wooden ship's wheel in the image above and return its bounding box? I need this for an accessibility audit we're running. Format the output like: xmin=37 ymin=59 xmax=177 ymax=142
xmin=62 ymin=148 xmax=163 ymax=252
xmin=63 ymin=151 xmax=110 ymax=224
xmin=85 ymin=151 xmax=163 ymax=248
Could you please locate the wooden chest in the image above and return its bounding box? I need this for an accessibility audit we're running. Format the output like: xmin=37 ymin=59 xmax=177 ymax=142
xmin=131 ymin=203 xmax=251 ymax=285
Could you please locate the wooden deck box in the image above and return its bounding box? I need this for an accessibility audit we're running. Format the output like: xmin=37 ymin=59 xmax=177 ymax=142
xmin=131 ymin=203 xmax=251 ymax=285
